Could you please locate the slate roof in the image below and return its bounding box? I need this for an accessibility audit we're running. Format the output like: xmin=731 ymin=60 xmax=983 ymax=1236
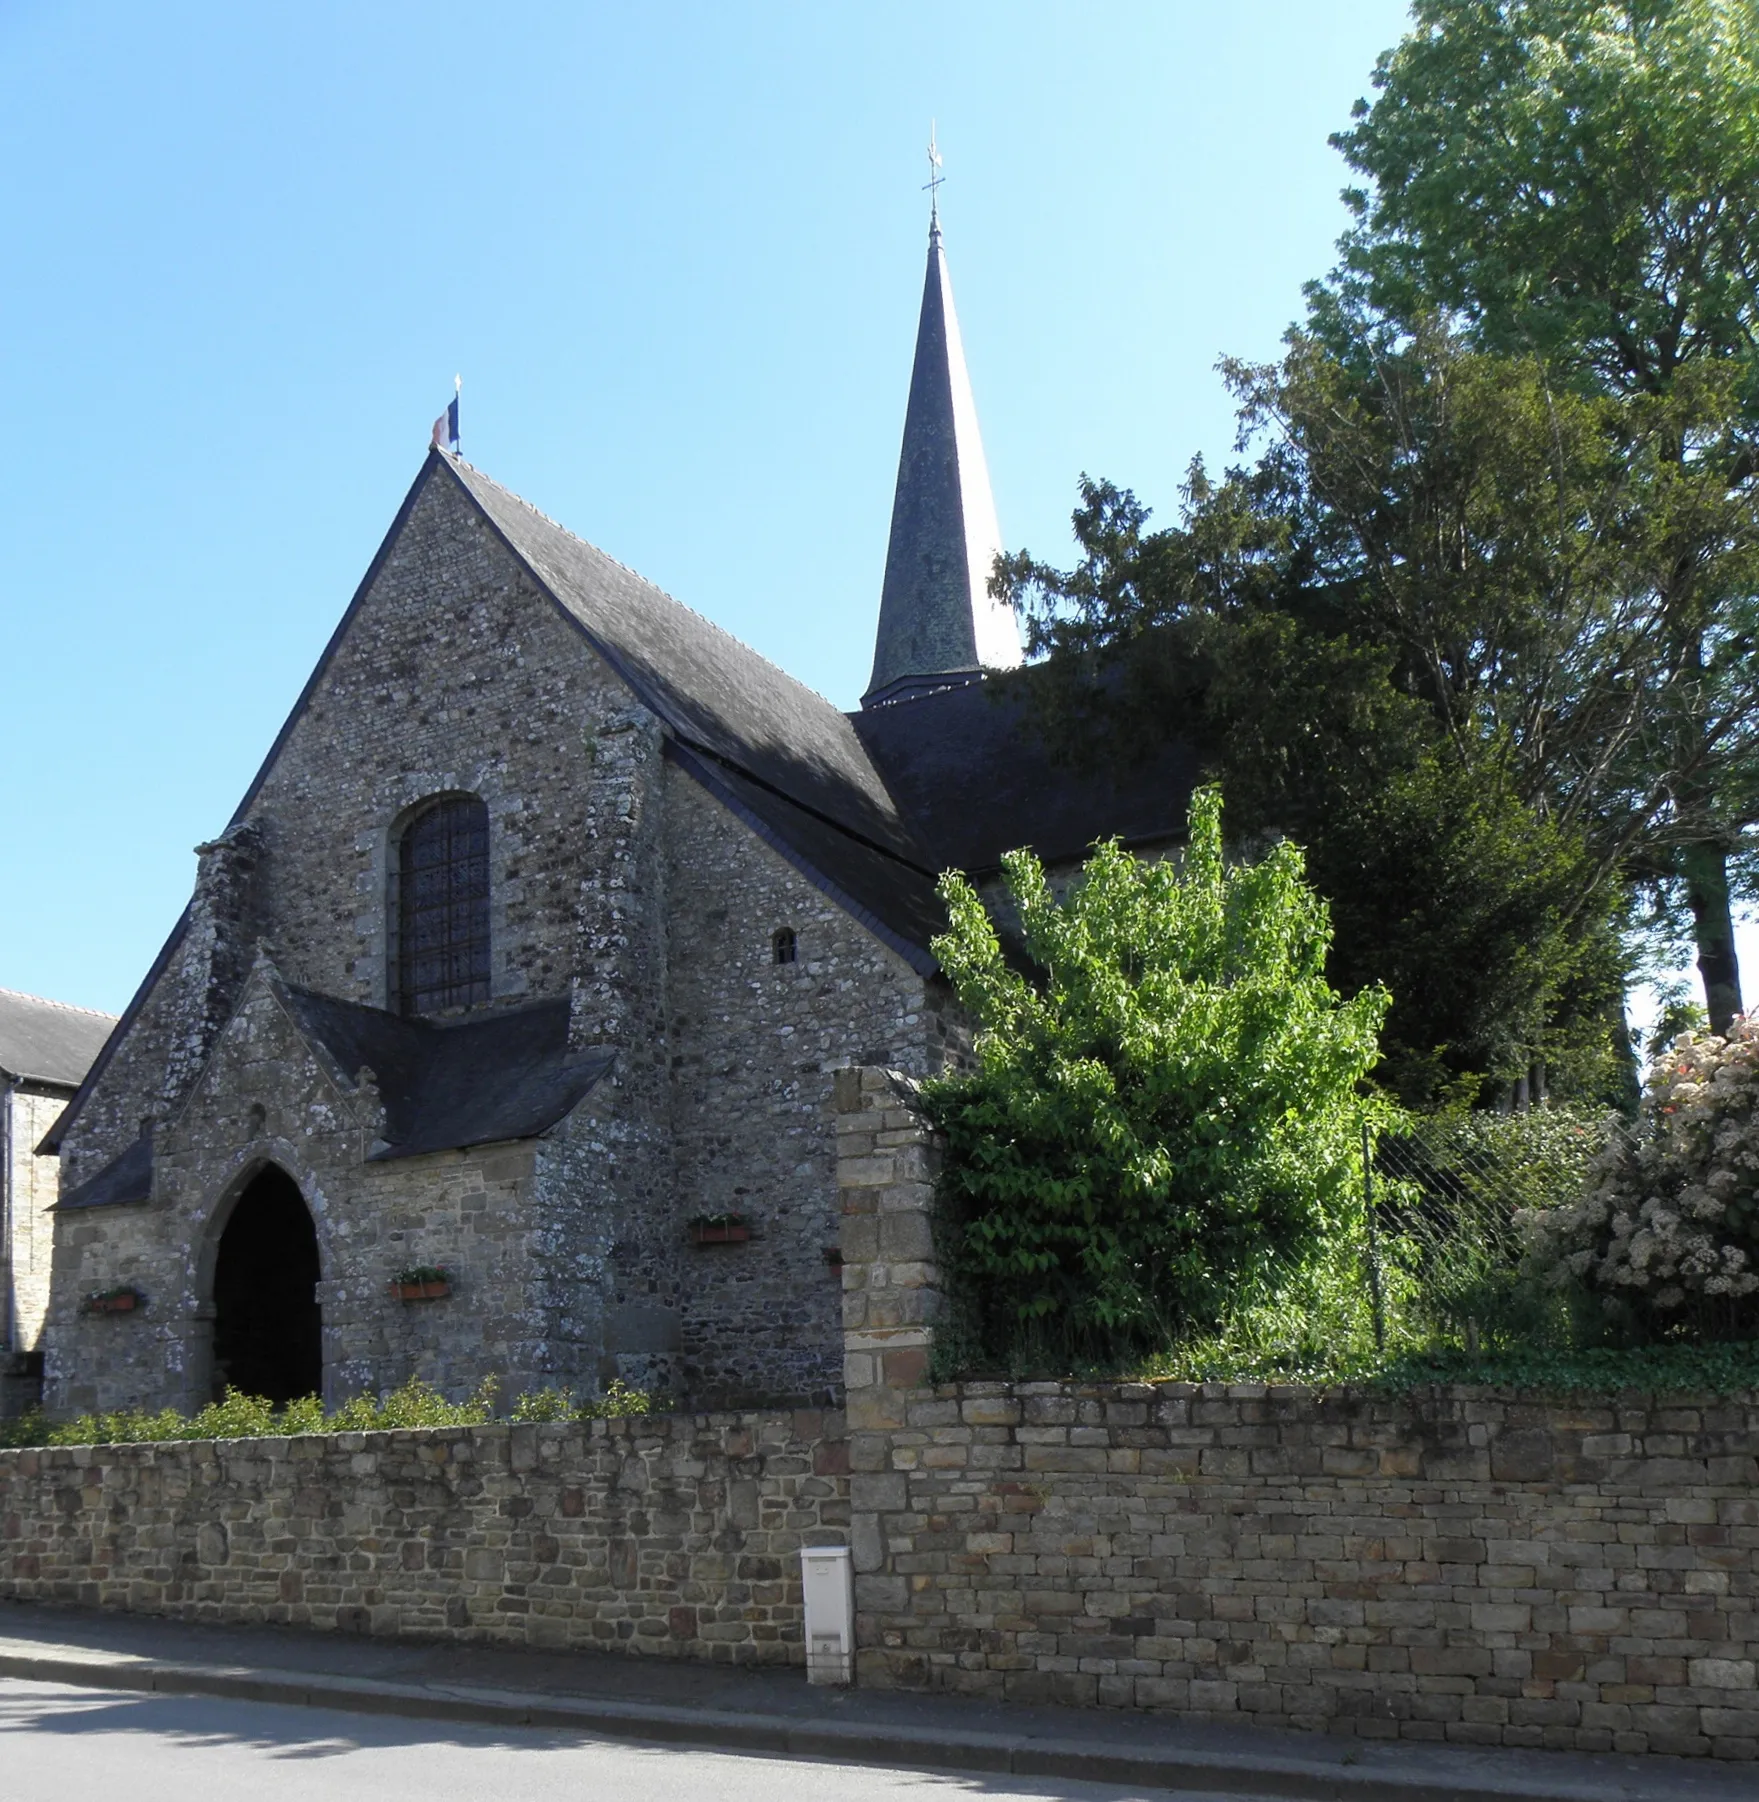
xmin=0 ymin=988 xmax=118 ymax=1090
xmin=448 ymin=459 xmax=923 ymax=864
xmin=60 ymin=1133 xmax=151 ymax=1210
xmin=274 ymin=986 xmax=615 ymax=1161
xmin=851 ymin=679 xmax=1202 ymax=875
xmin=57 ymin=988 xmax=615 ymax=1207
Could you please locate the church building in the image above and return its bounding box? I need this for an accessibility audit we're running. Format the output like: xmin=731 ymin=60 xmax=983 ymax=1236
xmin=37 ymin=216 xmax=1195 ymax=1416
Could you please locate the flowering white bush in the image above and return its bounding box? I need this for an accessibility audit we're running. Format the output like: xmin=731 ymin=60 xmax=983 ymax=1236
xmin=1524 ymin=1017 xmax=1759 ymax=1340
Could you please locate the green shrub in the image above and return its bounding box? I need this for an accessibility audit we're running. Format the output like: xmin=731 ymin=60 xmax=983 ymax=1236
xmin=509 ymin=1385 xmax=579 ymax=1422
xmin=0 ymin=1373 xmax=659 ymax=1448
xmin=509 ymin=1378 xmax=655 ymax=1421
xmin=922 ymin=785 xmax=1390 ymax=1367
xmin=324 ymin=1375 xmax=499 ymax=1432
xmin=586 ymin=1377 xmax=656 ymax=1418
xmin=0 ymin=1407 xmax=51 ymax=1450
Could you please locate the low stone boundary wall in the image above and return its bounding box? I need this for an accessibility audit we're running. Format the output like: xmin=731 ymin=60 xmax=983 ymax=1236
xmin=0 ymin=1408 xmax=848 ymax=1660
xmin=834 ymin=1068 xmax=1759 ymax=1759
xmin=845 ymin=1379 xmax=1759 ymax=1757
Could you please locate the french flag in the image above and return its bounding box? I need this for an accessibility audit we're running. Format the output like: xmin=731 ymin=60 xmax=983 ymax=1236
xmin=431 ymin=381 xmax=460 ymax=453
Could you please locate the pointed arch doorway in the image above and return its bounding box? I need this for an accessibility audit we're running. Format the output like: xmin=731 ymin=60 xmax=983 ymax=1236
xmin=211 ymin=1165 xmax=322 ymax=1404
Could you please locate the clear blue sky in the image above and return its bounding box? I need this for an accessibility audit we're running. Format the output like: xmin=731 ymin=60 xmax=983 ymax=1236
xmin=12 ymin=1 xmax=1706 ymax=1026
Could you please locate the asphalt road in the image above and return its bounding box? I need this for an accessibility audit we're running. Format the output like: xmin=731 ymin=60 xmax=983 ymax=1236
xmin=0 ymin=1676 xmax=1258 ymax=1802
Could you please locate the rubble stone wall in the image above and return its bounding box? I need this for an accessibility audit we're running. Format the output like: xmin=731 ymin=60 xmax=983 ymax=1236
xmin=0 ymin=1409 xmax=848 ymax=1661
xmin=664 ymin=778 xmax=942 ymax=1404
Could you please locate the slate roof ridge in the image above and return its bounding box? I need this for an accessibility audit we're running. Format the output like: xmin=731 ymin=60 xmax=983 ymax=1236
xmin=447 ymin=457 xmax=844 ymax=717
xmin=0 ymin=987 xmax=118 ymax=1023
xmin=670 ymin=737 xmax=937 ymax=878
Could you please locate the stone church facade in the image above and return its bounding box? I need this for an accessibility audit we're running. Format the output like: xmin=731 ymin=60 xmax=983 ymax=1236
xmin=36 ymin=218 xmax=1193 ymax=1418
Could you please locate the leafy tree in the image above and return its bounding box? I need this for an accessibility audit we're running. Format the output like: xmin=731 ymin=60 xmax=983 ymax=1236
xmin=1005 ymin=2 xmax=1759 ymax=1073
xmin=920 ymin=787 xmax=1389 ymax=1366
xmin=1332 ymin=0 xmax=1759 ymax=1026
xmin=1332 ymin=0 xmax=1759 ymax=402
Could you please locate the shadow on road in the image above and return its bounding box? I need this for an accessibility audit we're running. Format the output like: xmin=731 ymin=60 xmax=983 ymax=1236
xmin=0 ymin=1679 xmax=1169 ymax=1800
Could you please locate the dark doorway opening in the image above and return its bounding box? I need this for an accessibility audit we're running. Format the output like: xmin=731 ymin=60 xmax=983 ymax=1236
xmin=211 ymin=1165 xmax=322 ymax=1405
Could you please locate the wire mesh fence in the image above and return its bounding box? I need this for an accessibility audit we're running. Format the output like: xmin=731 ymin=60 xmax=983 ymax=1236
xmin=1364 ymin=1109 xmax=1634 ymax=1352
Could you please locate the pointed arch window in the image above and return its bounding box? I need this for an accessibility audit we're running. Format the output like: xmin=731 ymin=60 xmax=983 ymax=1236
xmin=396 ymin=796 xmax=490 ymax=1016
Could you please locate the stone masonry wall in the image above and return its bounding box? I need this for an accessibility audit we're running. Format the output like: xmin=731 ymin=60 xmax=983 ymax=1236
xmin=0 ymin=1408 xmax=848 ymax=1661
xmin=663 ymin=776 xmax=944 ymax=1404
xmin=835 ymin=1069 xmax=1759 ymax=1760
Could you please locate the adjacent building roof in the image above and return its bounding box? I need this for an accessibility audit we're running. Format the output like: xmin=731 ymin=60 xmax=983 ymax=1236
xmin=0 ymin=988 xmax=118 ymax=1090
xmin=865 ymin=220 xmax=1020 ymax=708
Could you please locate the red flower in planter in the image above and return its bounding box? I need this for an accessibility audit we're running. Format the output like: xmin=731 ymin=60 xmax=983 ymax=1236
xmin=389 ymin=1266 xmax=452 ymax=1301
xmin=81 ymin=1286 xmax=144 ymax=1316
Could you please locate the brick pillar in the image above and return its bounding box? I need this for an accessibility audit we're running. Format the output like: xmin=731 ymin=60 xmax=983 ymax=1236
xmin=834 ymin=1065 xmax=940 ymax=1675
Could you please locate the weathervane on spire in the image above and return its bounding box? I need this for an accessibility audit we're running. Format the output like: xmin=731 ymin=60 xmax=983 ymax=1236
xmin=924 ymin=122 xmax=945 ymax=230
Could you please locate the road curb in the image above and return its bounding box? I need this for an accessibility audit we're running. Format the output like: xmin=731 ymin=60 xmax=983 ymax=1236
xmin=0 ymin=1644 xmax=1689 ymax=1802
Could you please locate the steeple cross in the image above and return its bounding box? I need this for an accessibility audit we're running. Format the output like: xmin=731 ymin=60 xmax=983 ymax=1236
xmin=923 ymin=122 xmax=945 ymax=225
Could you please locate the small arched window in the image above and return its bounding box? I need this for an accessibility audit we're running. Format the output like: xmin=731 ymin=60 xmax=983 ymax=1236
xmin=396 ymin=795 xmax=490 ymax=1016
xmin=772 ymin=927 xmax=798 ymax=966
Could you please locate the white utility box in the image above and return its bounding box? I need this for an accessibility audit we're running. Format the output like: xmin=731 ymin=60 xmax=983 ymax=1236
xmin=799 ymin=1542 xmax=854 ymax=1685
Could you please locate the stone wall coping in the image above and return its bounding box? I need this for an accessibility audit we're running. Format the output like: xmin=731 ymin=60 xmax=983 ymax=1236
xmin=913 ymin=1377 xmax=1759 ymax=1409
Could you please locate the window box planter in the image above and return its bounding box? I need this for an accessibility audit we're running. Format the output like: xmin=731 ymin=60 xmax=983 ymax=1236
xmin=81 ymin=1286 xmax=144 ymax=1316
xmin=689 ymin=1215 xmax=751 ymax=1246
xmin=389 ymin=1267 xmax=451 ymax=1302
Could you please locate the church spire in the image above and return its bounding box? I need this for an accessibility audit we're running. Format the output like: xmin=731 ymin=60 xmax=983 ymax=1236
xmin=862 ymin=155 xmax=1020 ymax=709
